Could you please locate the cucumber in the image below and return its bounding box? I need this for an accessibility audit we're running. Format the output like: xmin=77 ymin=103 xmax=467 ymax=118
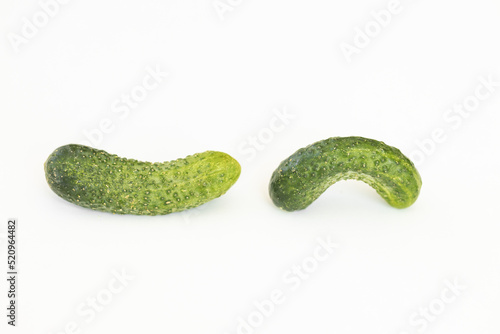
xmin=44 ymin=144 xmax=241 ymax=215
xmin=269 ymin=137 xmax=422 ymax=211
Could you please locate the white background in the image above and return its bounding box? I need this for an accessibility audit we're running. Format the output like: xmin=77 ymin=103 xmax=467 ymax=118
xmin=1 ymin=0 xmax=499 ymax=333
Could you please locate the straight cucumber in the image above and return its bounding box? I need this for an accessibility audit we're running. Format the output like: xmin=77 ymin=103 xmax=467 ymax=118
xmin=269 ymin=137 xmax=422 ymax=211
xmin=45 ymin=144 xmax=241 ymax=215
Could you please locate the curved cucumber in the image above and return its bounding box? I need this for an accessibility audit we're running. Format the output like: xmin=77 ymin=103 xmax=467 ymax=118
xmin=45 ymin=144 xmax=241 ymax=215
xmin=269 ymin=137 xmax=422 ymax=211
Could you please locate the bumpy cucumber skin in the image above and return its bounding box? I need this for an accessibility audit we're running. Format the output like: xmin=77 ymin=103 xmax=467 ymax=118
xmin=269 ymin=137 xmax=422 ymax=211
xmin=44 ymin=144 xmax=241 ymax=215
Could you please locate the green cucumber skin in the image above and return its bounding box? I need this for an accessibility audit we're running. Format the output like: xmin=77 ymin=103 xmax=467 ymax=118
xmin=269 ymin=137 xmax=422 ymax=211
xmin=45 ymin=144 xmax=241 ymax=215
